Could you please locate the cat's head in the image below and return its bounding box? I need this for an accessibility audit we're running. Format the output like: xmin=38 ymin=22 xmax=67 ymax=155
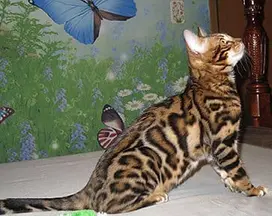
xmin=183 ymin=27 xmax=245 ymax=78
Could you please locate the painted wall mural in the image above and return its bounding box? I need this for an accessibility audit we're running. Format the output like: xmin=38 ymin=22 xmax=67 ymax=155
xmin=0 ymin=0 xmax=210 ymax=163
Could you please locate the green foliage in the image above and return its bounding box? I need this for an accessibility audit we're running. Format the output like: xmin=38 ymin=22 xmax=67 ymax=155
xmin=0 ymin=0 xmax=188 ymax=163
xmin=63 ymin=210 xmax=96 ymax=216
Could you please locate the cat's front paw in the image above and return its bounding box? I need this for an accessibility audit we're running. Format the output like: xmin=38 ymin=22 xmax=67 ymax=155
xmin=155 ymin=193 xmax=169 ymax=204
xmin=253 ymin=186 xmax=268 ymax=197
xmin=223 ymin=177 xmax=239 ymax=193
xmin=241 ymin=185 xmax=268 ymax=197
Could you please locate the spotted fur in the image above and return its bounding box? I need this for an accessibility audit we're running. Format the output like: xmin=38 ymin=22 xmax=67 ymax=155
xmin=0 ymin=27 xmax=267 ymax=215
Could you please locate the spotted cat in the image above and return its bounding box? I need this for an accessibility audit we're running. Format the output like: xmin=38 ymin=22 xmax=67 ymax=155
xmin=0 ymin=27 xmax=267 ymax=215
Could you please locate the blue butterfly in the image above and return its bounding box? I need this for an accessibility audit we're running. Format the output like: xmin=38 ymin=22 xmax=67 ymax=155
xmin=29 ymin=0 xmax=137 ymax=44
xmin=0 ymin=107 xmax=15 ymax=124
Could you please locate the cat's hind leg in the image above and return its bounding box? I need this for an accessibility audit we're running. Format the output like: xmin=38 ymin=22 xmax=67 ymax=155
xmin=209 ymin=132 xmax=267 ymax=197
xmin=127 ymin=189 xmax=169 ymax=212
xmin=104 ymin=186 xmax=169 ymax=213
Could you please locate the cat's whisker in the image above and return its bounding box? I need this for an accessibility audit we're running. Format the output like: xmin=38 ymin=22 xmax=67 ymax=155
xmin=235 ymin=64 xmax=244 ymax=78
xmin=240 ymin=61 xmax=248 ymax=74
xmin=234 ymin=59 xmax=245 ymax=78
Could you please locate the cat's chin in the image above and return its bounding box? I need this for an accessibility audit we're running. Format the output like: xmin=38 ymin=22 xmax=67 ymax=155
xmin=230 ymin=52 xmax=245 ymax=67
xmin=229 ymin=44 xmax=245 ymax=66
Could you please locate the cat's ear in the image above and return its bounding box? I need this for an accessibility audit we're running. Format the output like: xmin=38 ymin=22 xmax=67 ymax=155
xmin=197 ymin=27 xmax=207 ymax=37
xmin=183 ymin=29 xmax=207 ymax=54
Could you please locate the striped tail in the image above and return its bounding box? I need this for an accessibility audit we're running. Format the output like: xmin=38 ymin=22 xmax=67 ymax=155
xmin=0 ymin=192 xmax=90 ymax=215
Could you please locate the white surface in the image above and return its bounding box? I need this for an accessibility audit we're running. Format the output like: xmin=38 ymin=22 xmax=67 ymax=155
xmin=0 ymin=144 xmax=271 ymax=216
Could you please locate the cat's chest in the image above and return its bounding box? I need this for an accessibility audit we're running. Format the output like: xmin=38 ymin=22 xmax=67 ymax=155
xmin=206 ymin=98 xmax=241 ymax=119
xmin=195 ymin=93 xmax=241 ymax=137
xmin=194 ymin=92 xmax=241 ymax=121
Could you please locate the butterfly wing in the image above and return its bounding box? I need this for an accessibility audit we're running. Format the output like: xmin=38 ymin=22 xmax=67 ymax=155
xmin=97 ymin=127 xmax=119 ymax=149
xmin=30 ymin=0 xmax=97 ymax=44
xmin=93 ymin=13 xmax=102 ymax=41
xmin=94 ymin=0 xmax=137 ymax=20
xmin=0 ymin=107 xmax=15 ymax=124
xmin=101 ymin=104 xmax=125 ymax=132
xmin=63 ymin=8 xmax=96 ymax=44
xmin=98 ymin=11 xmax=130 ymax=21
xmin=97 ymin=104 xmax=125 ymax=149
xmin=30 ymin=0 xmax=88 ymax=24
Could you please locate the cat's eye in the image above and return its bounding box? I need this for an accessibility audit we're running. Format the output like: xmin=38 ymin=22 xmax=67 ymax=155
xmin=220 ymin=39 xmax=230 ymax=46
xmin=220 ymin=39 xmax=227 ymax=45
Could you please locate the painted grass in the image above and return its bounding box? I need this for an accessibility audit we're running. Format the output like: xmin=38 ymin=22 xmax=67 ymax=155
xmin=0 ymin=0 xmax=189 ymax=163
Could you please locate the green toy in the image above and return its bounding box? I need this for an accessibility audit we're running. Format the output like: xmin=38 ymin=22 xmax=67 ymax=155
xmin=59 ymin=210 xmax=106 ymax=216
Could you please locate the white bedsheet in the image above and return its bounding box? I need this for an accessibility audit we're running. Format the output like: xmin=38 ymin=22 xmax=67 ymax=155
xmin=0 ymin=144 xmax=271 ymax=216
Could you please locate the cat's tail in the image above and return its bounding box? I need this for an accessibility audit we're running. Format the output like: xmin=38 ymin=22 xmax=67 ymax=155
xmin=0 ymin=191 xmax=90 ymax=215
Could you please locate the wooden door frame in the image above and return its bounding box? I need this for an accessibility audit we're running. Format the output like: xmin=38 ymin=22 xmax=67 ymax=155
xmin=209 ymin=0 xmax=220 ymax=33
xmin=208 ymin=0 xmax=272 ymax=130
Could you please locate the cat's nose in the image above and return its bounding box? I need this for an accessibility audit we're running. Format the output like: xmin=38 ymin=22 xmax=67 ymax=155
xmin=236 ymin=43 xmax=245 ymax=52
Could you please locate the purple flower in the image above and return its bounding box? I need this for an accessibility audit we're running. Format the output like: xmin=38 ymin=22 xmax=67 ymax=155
xmin=55 ymin=88 xmax=67 ymax=112
xmin=156 ymin=20 xmax=166 ymax=32
xmin=70 ymin=123 xmax=86 ymax=151
xmin=158 ymin=58 xmax=168 ymax=81
xmin=7 ymin=149 xmax=18 ymax=162
xmin=39 ymin=150 xmax=48 ymax=158
xmin=91 ymin=87 xmax=103 ymax=106
xmin=158 ymin=58 xmax=168 ymax=68
xmin=164 ymin=83 xmax=175 ymax=97
xmin=160 ymin=31 xmax=166 ymax=42
xmin=112 ymin=47 xmax=117 ymax=53
xmin=156 ymin=20 xmax=167 ymax=42
xmin=58 ymin=64 xmax=67 ymax=70
xmin=0 ymin=58 xmax=8 ymax=70
xmin=19 ymin=122 xmax=36 ymax=161
xmin=129 ymin=39 xmax=143 ymax=55
xmin=43 ymin=67 xmax=53 ymax=81
xmin=132 ymin=77 xmax=143 ymax=93
xmin=0 ymin=71 xmax=7 ymax=87
xmin=112 ymin=23 xmax=124 ymax=40
xmin=110 ymin=59 xmax=124 ymax=79
xmin=113 ymin=96 xmax=124 ymax=114
xmin=77 ymin=79 xmax=83 ymax=89
xmin=21 ymin=122 xmax=31 ymax=135
xmin=52 ymin=49 xmax=65 ymax=57
xmin=91 ymin=46 xmax=100 ymax=58
xmin=58 ymin=55 xmax=67 ymax=61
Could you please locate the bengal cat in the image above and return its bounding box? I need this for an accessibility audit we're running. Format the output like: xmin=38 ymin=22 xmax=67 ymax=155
xmin=0 ymin=27 xmax=267 ymax=215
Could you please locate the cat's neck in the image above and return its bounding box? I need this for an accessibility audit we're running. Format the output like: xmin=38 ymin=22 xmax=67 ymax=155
xmin=188 ymin=67 xmax=239 ymax=96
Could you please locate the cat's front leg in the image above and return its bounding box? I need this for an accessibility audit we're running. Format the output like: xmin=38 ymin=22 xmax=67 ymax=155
xmin=209 ymin=133 xmax=267 ymax=197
